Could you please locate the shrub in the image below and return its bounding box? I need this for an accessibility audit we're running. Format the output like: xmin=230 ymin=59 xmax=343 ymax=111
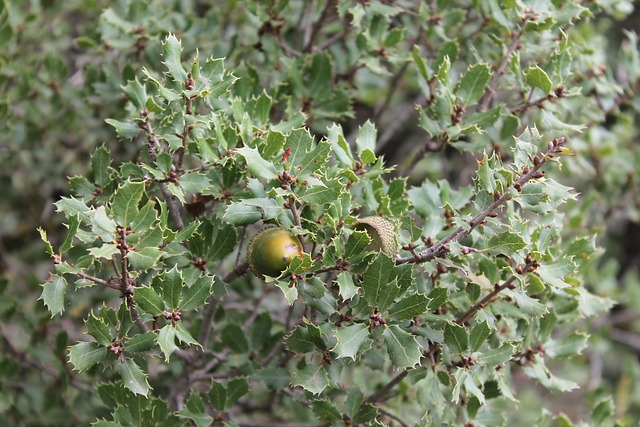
xmin=2 ymin=1 xmax=640 ymax=426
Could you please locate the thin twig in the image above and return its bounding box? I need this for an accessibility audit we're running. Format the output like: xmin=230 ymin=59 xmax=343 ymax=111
xmin=477 ymin=23 xmax=527 ymax=112
xmin=396 ymin=138 xmax=566 ymax=266
xmin=76 ymin=271 xmax=120 ymax=290
xmin=139 ymin=118 xmax=185 ymax=230
xmin=378 ymin=407 xmax=410 ymax=427
xmin=455 ymin=275 xmax=517 ymax=325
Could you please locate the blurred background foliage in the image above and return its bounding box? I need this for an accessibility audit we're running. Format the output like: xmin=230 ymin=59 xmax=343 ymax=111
xmin=1 ymin=0 xmax=640 ymax=425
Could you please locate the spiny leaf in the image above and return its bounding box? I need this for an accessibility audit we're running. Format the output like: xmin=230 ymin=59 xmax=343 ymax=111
xmin=119 ymin=358 xmax=151 ymax=397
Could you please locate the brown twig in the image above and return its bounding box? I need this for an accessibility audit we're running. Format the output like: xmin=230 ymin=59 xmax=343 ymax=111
xmin=396 ymin=137 xmax=566 ymax=266
xmin=456 ymin=275 xmax=517 ymax=325
xmin=139 ymin=117 xmax=185 ymax=230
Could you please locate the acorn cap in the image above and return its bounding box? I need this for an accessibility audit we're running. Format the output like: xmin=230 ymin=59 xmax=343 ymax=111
xmin=353 ymin=216 xmax=397 ymax=257
xmin=247 ymin=227 xmax=303 ymax=278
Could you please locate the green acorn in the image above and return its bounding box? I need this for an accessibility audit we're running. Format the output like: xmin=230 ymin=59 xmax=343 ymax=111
xmin=247 ymin=227 xmax=303 ymax=278
xmin=353 ymin=216 xmax=398 ymax=257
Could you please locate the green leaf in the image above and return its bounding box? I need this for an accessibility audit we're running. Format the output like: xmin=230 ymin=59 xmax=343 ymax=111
xmin=89 ymin=243 xmax=119 ymax=260
xmin=383 ymin=325 xmax=422 ymax=369
xmin=113 ymin=181 xmax=145 ymax=227
xmin=257 ymin=368 xmax=290 ymax=390
xmin=122 ymin=78 xmax=147 ymax=110
xmin=222 ymin=324 xmax=249 ymax=353
xmin=38 ymin=228 xmax=55 ymax=256
xmin=134 ymin=286 xmax=165 ymax=317
xmin=388 ymin=294 xmax=429 ymax=320
xmin=162 ymin=266 xmax=183 ymax=309
xmin=412 ymin=45 xmax=429 ymax=81
xmin=299 ymin=140 xmax=332 ymax=175
xmin=205 ymin=222 xmax=237 ymax=261
xmin=286 ymin=325 xmax=316 ymax=353
xmin=344 ymin=230 xmax=371 ymax=259
xmin=91 ymin=206 xmax=117 ymax=243
xmin=308 ymin=53 xmax=331 ymax=97
xmin=299 ymin=179 xmax=344 ymax=205
xmin=179 ymin=392 xmax=213 ymax=427
xmin=311 ymin=399 xmax=343 ymax=422
xmin=124 ymin=331 xmax=156 ymax=354
xmin=486 ymin=231 xmax=527 ymax=255
xmin=511 ymin=290 xmax=548 ymax=316
xmin=236 ymin=146 xmax=277 ymax=180
xmin=444 ymin=322 xmax=468 ymax=354
xmin=591 ymin=398 xmax=614 ymax=426
xmin=524 ymin=65 xmax=552 ymax=93
xmin=333 ymin=323 xmax=370 ymax=360
xmin=292 ymin=364 xmax=330 ymax=395
xmin=208 ymin=382 xmax=227 ymax=411
xmin=537 ymin=258 xmax=576 ymax=290
xmin=523 ymin=358 xmax=578 ymax=392
xmin=283 ymin=128 xmax=314 ymax=169
xmin=157 ymin=325 xmax=178 ymax=362
xmin=179 ymin=172 xmax=211 ymax=194
xmin=120 ymin=358 xmax=151 ymax=397
xmin=427 ymin=287 xmax=448 ymax=311
xmin=40 ymin=275 xmax=67 ymax=316
xmin=86 ymin=312 xmax=112 ymax=347
xmin=175 ymin=321 xmax=201 ymax=348
xmin=92 ymin=145 xmax=111 ymax=187
xmin=457 ymin=63 xmax=491 ymax=106
xmin=352 ymin=403 xmax=379 ymax=424
xmin=105 ymin=118 xmax=140 ymax=140
xmin=336 ymin=272 xmax=359 ymax=300
xmin=68 ymin=342 xmax=107 ymax=371
xmin=127 ymin=247 xmax=163 ymax=271
xmin=162 ymin=33 xmax=187 ymax=82
xmin=181 ymin=275 xmax=214 ymax=311
xmin=362 ymin=253 xmax=396 ymax=311
xmin=60 ymin=215 xmax=80 ymax=253
xmin=469 ymin=321 xmax=490 ymax=352
xmin=477 ymin=342 xmax=515 ymax=366
xmin=355 ymin=121 xmax=377 ymax=163
xmin=226 ymin=378 xmax=249 ymax=409
xmin=544 ymin=333 xmax=589 ymax=358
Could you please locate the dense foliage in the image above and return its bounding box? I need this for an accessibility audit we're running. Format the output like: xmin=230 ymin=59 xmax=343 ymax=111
xmin=2 ymin=0 xmax=640 ymax=426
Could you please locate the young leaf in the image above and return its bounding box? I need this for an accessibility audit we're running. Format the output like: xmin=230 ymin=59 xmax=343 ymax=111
xmin=524 ymin=65 xmax=552 ymax=93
